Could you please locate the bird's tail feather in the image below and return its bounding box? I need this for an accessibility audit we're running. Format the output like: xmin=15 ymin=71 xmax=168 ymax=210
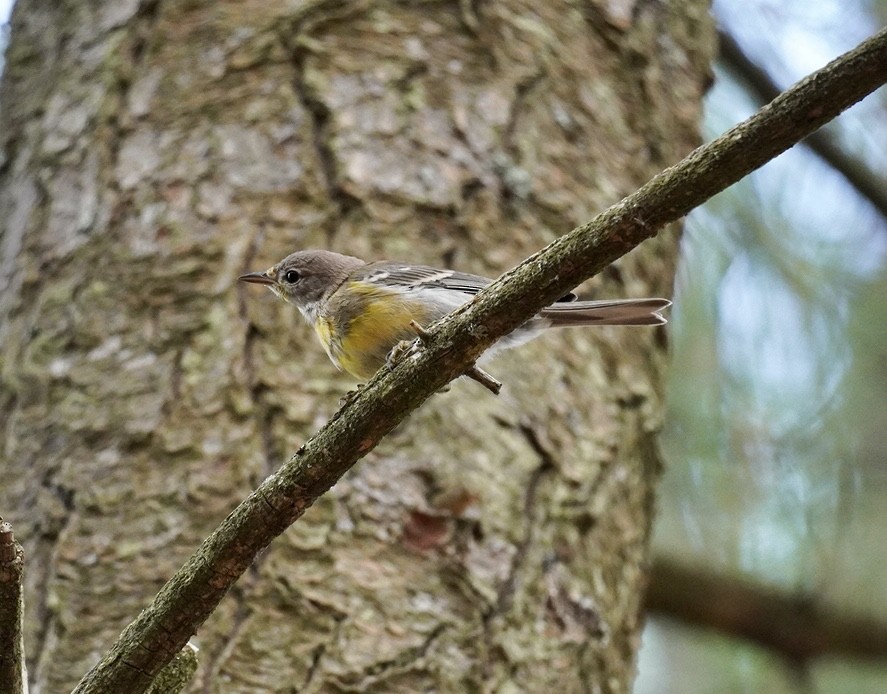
xmin=540 ymin=298 xmax=671 ymax=327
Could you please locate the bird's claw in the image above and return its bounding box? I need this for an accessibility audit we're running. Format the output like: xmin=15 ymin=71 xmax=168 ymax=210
xmin=386 ymin=339 xmax=419 ymax=371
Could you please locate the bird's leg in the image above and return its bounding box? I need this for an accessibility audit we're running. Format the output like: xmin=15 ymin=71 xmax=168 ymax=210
xmin=386 ymin=320 xmax=501 ymax=396
xmin=384 ymin=322 xmax=451 ymax=392
xmin=385 ymin=339 xmax=418 ymax=371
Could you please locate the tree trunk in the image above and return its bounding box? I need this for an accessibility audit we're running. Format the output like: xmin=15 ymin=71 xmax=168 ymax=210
xmin=0 ymin=1 xmax=714 ymax=691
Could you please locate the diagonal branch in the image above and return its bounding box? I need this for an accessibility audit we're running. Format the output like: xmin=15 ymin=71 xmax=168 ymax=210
xmin=73 ymin=27 xmax=887 ymax=694
xmin=719 ymin=29 xmax=887 ymax=220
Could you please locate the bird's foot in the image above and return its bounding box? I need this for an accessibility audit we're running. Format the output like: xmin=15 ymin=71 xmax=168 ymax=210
xmin=386 ymin=339 xmax=419 ymax=371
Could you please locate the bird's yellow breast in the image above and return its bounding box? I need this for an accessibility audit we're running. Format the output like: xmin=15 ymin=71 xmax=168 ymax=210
xmin=319 ymin=282 xmax=430 ymax=380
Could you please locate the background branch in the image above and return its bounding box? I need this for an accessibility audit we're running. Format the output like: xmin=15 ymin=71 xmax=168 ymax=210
xmin=646 ymin=557 xmax=887 ymax=663
xmin=73 ymin=27 xmax=887 ymax=694
xmin=719 ymin=29 xmax=887 ymax=220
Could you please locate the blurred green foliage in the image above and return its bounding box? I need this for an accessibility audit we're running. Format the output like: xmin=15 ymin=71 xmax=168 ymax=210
xmin=639 ymin=1 xmax=887 ymax=691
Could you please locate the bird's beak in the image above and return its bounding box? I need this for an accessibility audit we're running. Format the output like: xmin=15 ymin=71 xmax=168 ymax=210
xmin=239 ymin=271 xmax=276 ymax=286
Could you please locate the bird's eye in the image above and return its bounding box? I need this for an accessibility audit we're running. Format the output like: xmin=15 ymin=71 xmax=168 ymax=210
xmin=284 ymin=269 xmax=301 ymax=284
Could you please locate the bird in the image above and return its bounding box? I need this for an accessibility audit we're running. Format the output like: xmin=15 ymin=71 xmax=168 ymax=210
xmin=239 ymin=249 xmax=670 ymax=381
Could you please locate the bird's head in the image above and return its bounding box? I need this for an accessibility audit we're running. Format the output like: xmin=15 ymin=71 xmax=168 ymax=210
xmin=239 ymin=250 xmax=364 ymax=321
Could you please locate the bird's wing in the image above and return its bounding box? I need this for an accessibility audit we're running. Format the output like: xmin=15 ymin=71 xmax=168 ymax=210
xmin=355 ymin=262 xmax=493 ymax=295
xmin=354 ymin=261 xmax=578 ymax=301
